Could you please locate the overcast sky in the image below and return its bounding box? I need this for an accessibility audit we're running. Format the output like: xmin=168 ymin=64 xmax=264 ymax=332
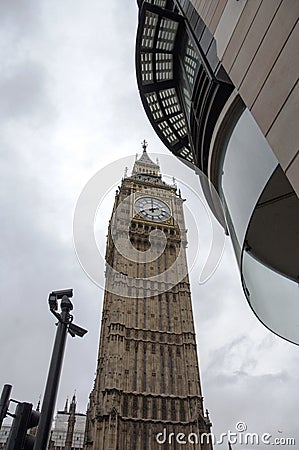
xmin=0 ymin=1 xmax=298 ymax=449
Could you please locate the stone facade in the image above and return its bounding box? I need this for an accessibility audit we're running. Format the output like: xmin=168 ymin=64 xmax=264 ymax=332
xmin=83 ymin=146 xmax=212 ymax=449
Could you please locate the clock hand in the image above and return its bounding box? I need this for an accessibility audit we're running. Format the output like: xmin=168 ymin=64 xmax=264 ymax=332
xmin=140 ymin=207 xmax=158 ymax=214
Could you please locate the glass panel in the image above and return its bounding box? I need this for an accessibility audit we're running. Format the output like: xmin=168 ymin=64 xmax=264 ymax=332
xmin=221 ymin=109 xmax=278 ymax=246
xmin=157 ymin=121 xmax=179 ymax=144
xmin=179 ymin=146 xmax=194 ymax=163
xmin=179 ymin=69 xmax=192 ymax=117
xmin=159 ymin=88 xmax=181 ymax=115
xmin=184 ymin=39 xmax=199 ymax=88
xmin=151 ymin=0 xmax=167 ymax=7
xmin=156 ymin=53 xmax=173 ymax=81
xmin=169 ymin=113 xmax=187 ymax=137
xmin=157 ymin=18 xmax=178 ymax=51
xmin=142 ymin=12 xmax=158 ymax=49
xmin=178 ymin=38 xmax=202 ymax=121
xmin=242 ymin=250 xmax=299 ymax=344
xmin=145 ymin=92 xmax=163 ymax=121
xmin=141 ymin=52 xmax=153 ymax=84
xmin=220 ymin=108 xmax=299 ymax=344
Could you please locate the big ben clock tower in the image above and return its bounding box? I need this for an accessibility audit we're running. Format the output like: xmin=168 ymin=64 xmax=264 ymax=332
xmin=84 ymin=142 xmax=213 ymax=450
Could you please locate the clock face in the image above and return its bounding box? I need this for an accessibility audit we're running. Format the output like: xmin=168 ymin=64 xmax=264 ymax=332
xmin=134 ymin=197 xmax=171 ymax=222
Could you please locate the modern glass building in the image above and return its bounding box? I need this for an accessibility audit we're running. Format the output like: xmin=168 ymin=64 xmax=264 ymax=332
xmin=135 ymin=0 xmax=299 ymax=344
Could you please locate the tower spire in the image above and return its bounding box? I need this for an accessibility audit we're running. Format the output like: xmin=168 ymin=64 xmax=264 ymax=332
xmin=65 ymin=393 xmax=77 ymax=450
xmin=36 ymin=395 xmax=41 ymax=412
xmin=64 ymin=397 xmax=69 ymax=413
xmin=141 ymin=139 xmax=148 ymax=152
xmin=131 ymin=140 xmax=160 ymax=178
xmin=69 ymin=391 xmax=77 ymax=413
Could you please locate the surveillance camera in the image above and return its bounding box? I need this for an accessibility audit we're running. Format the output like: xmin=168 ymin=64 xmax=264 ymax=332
xmin=48 ymin=294 xmax=58 ymax=311
xmin=68 ymin=323 xmax=88 ymax=338
xmin=51 ymin=289 xmax=73 ymax=299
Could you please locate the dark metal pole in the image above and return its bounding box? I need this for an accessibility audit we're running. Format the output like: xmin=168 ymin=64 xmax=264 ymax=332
xmin=0 ymin=384 xmax=12 ymax=428
xmin=33 ymin=296 xmax=73 ymax=450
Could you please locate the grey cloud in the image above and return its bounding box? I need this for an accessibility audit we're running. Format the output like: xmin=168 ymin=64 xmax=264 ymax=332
xmin=0 ymin=61 xmax=55 ymax=122
xmin=0 ymin=0 xmax=40 ymax=35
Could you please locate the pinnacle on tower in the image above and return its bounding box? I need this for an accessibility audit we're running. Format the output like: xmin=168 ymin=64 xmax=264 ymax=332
xmin=64 ymin=397 xmax=69 ymax=413
xmin=69 ymin=392 xmax=77 ymax=413
xmin=141 ymin=138 xmax=147 ymax=152
xmin=65 ymin=393 xmax=77 ymax=450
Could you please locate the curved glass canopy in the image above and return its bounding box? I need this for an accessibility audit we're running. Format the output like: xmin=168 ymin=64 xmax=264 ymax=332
xmin=136 ymin=3 xmax=194 ymax=164
xmin=221 ymin=109 xmax=299 ymax=344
